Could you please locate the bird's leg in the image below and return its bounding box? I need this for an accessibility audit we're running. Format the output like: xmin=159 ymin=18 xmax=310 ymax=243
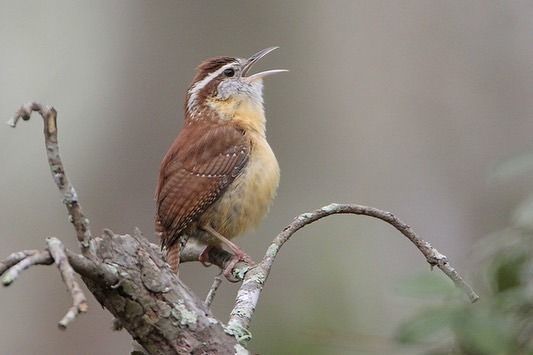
xmin=198 ymin=245 xmax=213 ymax=267
xmin=201 ymin=224 xmax=255 ymax=281
xmin=201 ymin=224 xmax=254 ymax=262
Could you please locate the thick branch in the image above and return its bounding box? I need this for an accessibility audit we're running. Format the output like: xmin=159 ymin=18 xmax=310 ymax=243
xmin=0 ymin=232 xmax=245 ymax=354
xmin=8 ymin=102 xmax=93 ymax=256
xmin=226 ymin=203 xmax=479 ymax=342
xmin=85 ymin=230 xmax=244 ymax=354
xmin=7 ymin=102 xmax=246 ymax=353
xmin=6 ymin=102 xmax=248 ymax=353
xmin=5 ymin=102 xmax=478 ymax=354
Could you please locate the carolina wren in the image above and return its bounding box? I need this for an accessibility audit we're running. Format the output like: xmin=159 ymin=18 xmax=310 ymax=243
xmin=155 ymin=47 xmax=286 ymax=279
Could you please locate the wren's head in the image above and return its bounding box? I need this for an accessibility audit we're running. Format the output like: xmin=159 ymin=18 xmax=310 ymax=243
xmin=185 ymin=47 xmax=286 ymax=128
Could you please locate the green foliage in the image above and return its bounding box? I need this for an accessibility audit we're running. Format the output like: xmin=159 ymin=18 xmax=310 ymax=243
xmin=397 ymin=151 xmax=533 ymax=355
xmin=396 ymin=230 xmax=532 ymax=355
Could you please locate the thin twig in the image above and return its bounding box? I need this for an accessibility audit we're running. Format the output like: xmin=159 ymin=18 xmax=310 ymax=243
xmin=5 ymin=100 xmax=479 ymax=351
xmin=0 ymin=241 xmax=117 ymax=329
xmin=0 ymin=250 xmax=39 ymax=275
xmin=0 ymin=246 xmax=116 ymax=285
xmin=226 ymin=203 xmax=479 ymax=343
xmin=46 ymin=237 xmax=88 ymax=329
xmin=8 ymin=102 xmax=93 ymax=256
xmin=1 ymin=251 xmax=53 ymax=285
xmin=205 ymin=275 xmax=223 ymax=307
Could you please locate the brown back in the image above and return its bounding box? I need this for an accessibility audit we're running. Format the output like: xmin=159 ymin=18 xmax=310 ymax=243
xmin=156 ymin=120 xmax=250 ymax=250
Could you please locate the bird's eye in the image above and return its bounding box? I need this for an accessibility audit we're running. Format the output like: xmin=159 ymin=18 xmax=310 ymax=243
xmin=223 ymin=68 xmax=235 ymax=77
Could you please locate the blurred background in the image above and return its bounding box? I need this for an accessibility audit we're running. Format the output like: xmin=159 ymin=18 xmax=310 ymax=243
xmin=1 ymin=1 xmax=532 ymax=354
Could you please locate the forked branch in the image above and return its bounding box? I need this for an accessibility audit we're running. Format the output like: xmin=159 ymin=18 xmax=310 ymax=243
xmin=4 ymin=102 xmax=479 ymax=354
xmin=1 ymin=238 xmax=89 ymax=328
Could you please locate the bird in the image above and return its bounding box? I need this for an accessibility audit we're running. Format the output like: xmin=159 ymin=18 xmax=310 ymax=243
xmin=155 ymin=47 xmax=286 ymax=280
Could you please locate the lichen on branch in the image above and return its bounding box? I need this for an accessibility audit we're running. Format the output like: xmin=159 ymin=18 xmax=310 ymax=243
xmin=3 ymin=102 xmax=478 ymax=354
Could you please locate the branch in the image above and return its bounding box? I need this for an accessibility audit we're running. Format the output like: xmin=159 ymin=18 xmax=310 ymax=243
xmin=0 ymin=238 xmax=90 ymax=328
xmin=83 ymin=230 xmax=244 ymax=354
xmin=5 ymin=102 xmax=479 ymax=354
xmin=205 ymin=275 xmax=223 ymax=307
xmin=1 ymin=250 xmax=53 ymax=285
xmin=8 ymin=102 xmax=93 ymax=256
xmin=46 ymin=237 xmax=88 ymax=328
xmin=7 ymin=103 xmax=244 ymax=353
xmin=0 ymin=232 xmax=245 ymax=354
xmin=226 ymin=203 xmax=480 ymax=342
xmin=1 ymin=248 xmax=118 ymax=288
xmin=6 ymin=101 xmax=238 ymax=350
xmin=180 ymin=241 xmax=248 ymax=279
xmin=0 ymin=250 xmax=42 ymax=275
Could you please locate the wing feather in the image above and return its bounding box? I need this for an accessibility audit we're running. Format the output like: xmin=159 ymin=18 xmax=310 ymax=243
xmin=155 ymin=122 xmax=250 ymax=249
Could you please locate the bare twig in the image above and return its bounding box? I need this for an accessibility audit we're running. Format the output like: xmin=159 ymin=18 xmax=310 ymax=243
xmin=5 ymin=102 xmax=242 ymax=353
xmin=205 ymin=275 xmax=223 ymax=307
xmin=0 ymin=247 xmax=117 ymax=286
xmin=4 ymin=101 xmax=479 ymax=353
xmin=0 ymin=250 xmax=40 ymax=275
xmin=8 ymin=102 xmax=93 ymax=256
xmin=226 ymin=203 xmax=479 ymax=342
xmin=1 ymin=250 xmax=53 ymax=285
xmin=46 ymin=237 xmax=88 ymax=329
xmin=0 ymin=241 xmax=117 ymax=329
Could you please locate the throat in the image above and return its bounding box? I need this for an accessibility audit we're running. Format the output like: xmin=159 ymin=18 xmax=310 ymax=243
xmin=209 ymin=98 xmax=266 ymax=135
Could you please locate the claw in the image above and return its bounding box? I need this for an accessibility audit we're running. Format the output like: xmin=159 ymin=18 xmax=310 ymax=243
xmin=222 ymin=252 xmax=255 ymax=283
xmin=198 ymin=246 xmax=213 ymax=267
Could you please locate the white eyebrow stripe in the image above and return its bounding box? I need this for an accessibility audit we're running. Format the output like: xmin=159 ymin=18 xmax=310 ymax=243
xmin=187 ymin=62 xmax=236 ymax=115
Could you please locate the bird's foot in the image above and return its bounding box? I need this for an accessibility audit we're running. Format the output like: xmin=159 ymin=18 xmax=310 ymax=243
xmin=198 ymin=246 xmax=213 ymax=267
xmin=223 ymin=251 xmax=255 ymax=283
xmin=199 ymin=224 xmax=255 ymax=281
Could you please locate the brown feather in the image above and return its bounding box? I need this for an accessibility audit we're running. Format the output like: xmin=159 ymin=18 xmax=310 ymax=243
xmin=166 ymin=244 xmax=180 ymax=274
xmin=157 ymin=54 xmax=281 ymax=274
xmin=155 ymin=120 xmax=250 ymax=252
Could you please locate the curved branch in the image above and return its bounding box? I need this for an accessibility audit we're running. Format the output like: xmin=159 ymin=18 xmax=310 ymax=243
xmin=5 ymin=102 xmax=479 ymax=353
xmin=226 ymin=203 xmax=480 ymax=342
xmin=6 ymin=103 xmax=247 ymax=353
xmin=8 ymin=102 xmax=93 ymax=256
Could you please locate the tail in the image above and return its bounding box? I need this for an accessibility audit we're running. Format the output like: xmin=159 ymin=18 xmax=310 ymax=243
xmin=156 ymin=218 xmax=180 ymax=274
xmin=165 ymin=244 xmax=180 ymax=275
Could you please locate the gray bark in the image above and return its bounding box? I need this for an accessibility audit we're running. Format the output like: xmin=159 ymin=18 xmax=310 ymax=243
xmin=83 ymin=230 xmax=243 ymax=355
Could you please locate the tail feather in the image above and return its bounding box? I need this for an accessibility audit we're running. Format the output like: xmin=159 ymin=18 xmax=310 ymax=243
xmin=166 ymin=245 xmax=180 ymax=275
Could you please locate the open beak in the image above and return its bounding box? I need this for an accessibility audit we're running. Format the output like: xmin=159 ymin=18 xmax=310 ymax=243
xmin=242 ymin=47 xmax=288 ymax=83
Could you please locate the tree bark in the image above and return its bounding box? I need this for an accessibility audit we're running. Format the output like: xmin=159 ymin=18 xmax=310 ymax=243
xmin=84 ymin=230 xmax=243 ymax=355
xmin=2 ymin=102 xmax=478 ymax=354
